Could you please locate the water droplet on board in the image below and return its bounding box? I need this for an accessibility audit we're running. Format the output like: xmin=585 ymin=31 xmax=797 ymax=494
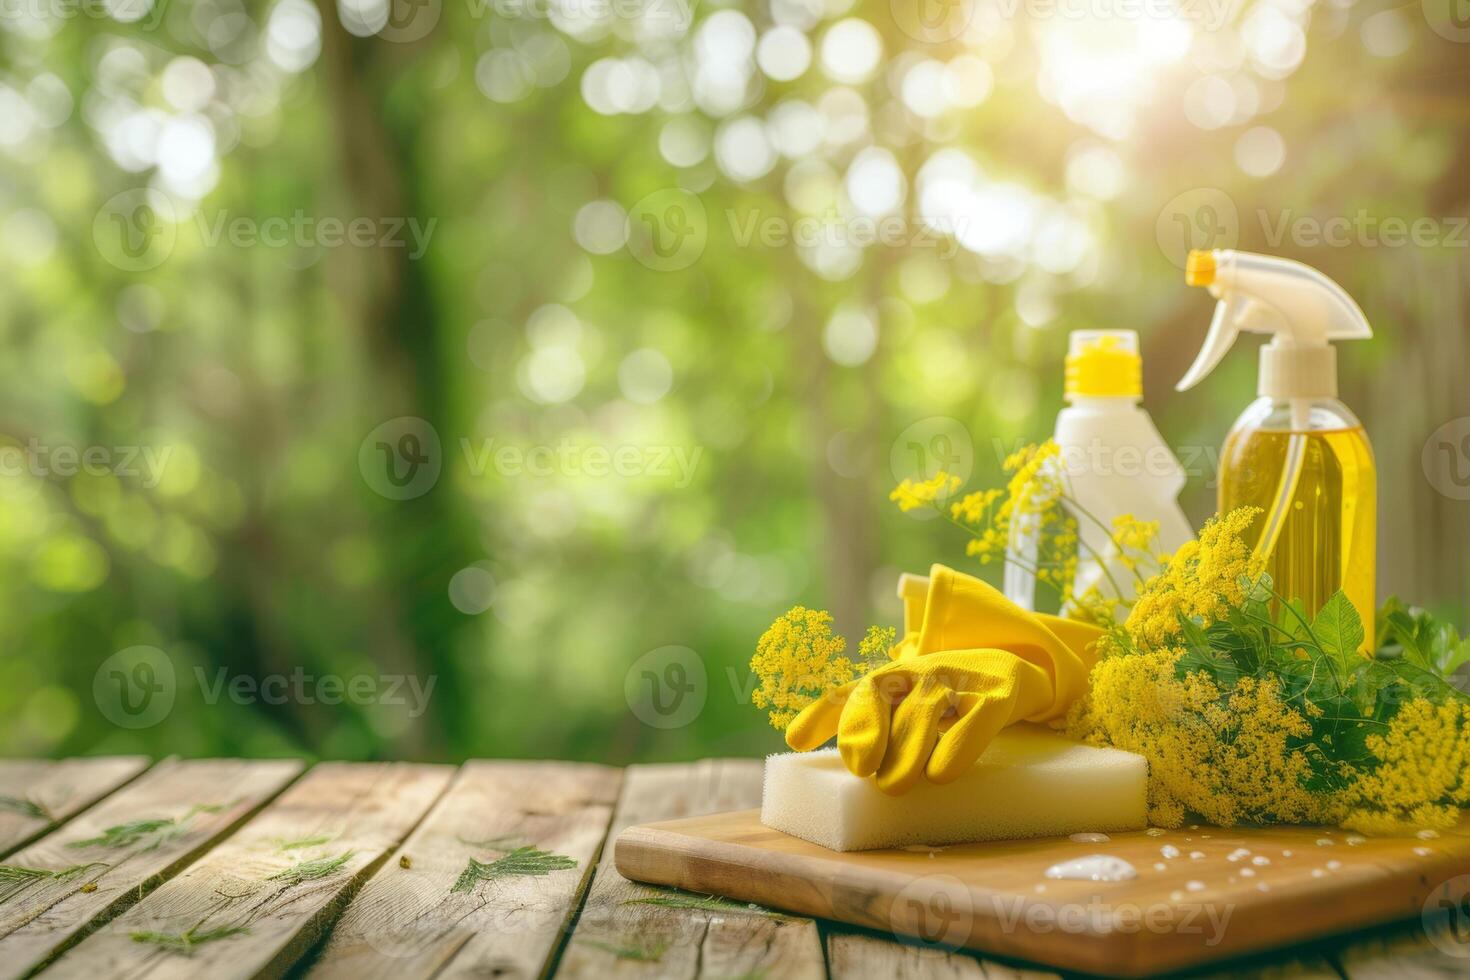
xmin=1326 ymin=859 xmax=1342 ymax=870
xmin=1185 ymin=880 xmax=1206 ymax=892
xmin=1170 ymin=890 xmax=1184 ymax=901
xmin=1316 ymin=838 xmax=1334 ymax=847
xmin=1240 ymin=868 xmax=1255 ymax=878
xmin=1311 ymin=868 xmax=1326 ymax=878
xmin=1069 ymin=832 xmax=1111 ymax=844
xmin=1160 ymin=844 xmax=1181 ymax=859
xmin=1281 ymin=849 xmax=1293 ymax=858
xmin=1417 ymin=829 xmax=1440 ymax=840
xmin=1252 ymin=856 xmax=1270 ymax=866
xmin=1227 ymin=848 xmax=1251 ymax=862
xmin=1190 ymin=851 xmax=1205 ymax=860
xmin=1043 ymin=855 xmax=1138 ymax=882
xmin=1257 ymin=882 xmax=1271 ymax=892
xmin=1145 ymin=828 xmax=1166 ymax=837
xmin=1345 ymin=835 xmax=1366 ymax=846
xmin=1414 ymin=847 xmax=1433 ymax=857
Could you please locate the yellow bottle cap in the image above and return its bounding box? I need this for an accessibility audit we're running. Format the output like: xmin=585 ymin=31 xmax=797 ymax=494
xmin=1185 ymin=249 xmax=1216 ymax=287
xmin=1064 ymin=330 xmax=1142 ymax=399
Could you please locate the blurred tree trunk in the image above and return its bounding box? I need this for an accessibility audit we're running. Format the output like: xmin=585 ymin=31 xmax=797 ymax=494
xmin=310 ymin=11 xmax=481 ymax=756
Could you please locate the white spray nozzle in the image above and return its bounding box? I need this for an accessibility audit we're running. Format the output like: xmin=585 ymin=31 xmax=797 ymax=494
xmin=1176 ymin=250 xmax=1372 ymax=400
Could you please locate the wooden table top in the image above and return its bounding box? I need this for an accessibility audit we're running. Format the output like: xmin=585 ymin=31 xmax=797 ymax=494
xmin=0 ymin=756 xmax=1461 ymax=979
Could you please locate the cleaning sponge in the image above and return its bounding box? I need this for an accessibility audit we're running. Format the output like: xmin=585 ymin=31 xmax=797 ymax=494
xmin=761 ymin=725 xmax=1147 ymax=851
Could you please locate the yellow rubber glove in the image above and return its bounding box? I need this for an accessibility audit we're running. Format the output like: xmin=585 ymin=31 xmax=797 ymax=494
xmin=785 ymin=564 xmax=1103 ymax=795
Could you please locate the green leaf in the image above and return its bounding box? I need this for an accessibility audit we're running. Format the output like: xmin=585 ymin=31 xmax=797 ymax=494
xmin=1444 ymin=638 xmax=1470 ymax=677
xmin=451 ymin=846 xmax=576 ymax=894
xmin=0 ymin=797 xmax=49 ymax=821
xmin=130 ymin=925 xmax=249 ymax=954
xmin=1312 ymin=592 xmax=1366 ymax=682
xmin=266 ymin=850 xmax=354 ymax=885
xmin=1175 ymin=646 xmax=1240 ymax=688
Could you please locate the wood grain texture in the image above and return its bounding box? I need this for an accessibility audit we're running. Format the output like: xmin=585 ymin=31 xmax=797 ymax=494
xmin=614 ymin=808 xmax=1470 ymax=977
xmin=0 ymin=758 xmax=150 ymax=858
xmin=43 ymin=761 xmax=451 ymax=980
xmin=1179 ymin=951 xmax=1343 ymax=979
xmin=300 ymin=760 xmax=621 ymax=980
xmin=826 ymin=929 xmax=1060 ymax=979
xmin=559 ymin=759 xmax=825 ymax=980
xmin=1336 ymin=915 xmax=1470 ymax=979
xmin=0 ymin=757 xmax=301 ymax=979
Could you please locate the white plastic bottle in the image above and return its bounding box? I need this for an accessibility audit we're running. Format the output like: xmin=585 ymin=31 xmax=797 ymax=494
xmin=1004 ymin=330 xmax=1195 ymax=614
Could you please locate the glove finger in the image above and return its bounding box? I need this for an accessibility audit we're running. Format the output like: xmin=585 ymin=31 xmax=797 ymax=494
xmin=924 ymin=689 xmax=1016 ymax=784
xmin=836 ymin=674 xmax=897 ymax=777
xmin=784 ymin=680 xmax=856 ymax=751
xmin=875 ymin=683 xmax=951 ymax=795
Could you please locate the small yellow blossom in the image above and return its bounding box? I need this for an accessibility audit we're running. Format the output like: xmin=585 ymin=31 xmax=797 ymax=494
xmin=890 ymin=472 xmax=961 ymax=513
xmin=1110 ymin=513 xmax=1161 ymax=572
xmin=1343 ymin=698 xmax=1470 ymax=834
xmin=1124 ymin=507 xmax=1263 ymax=649
xmin=1069 ymin=646 xmax=1341 ymax=827
xmin=857 ymin=625 xmax=897 ymax=667
xmin=750 ymin=607 xmax=863 ymax=730
xmin=950 ymin=488 xmax=1002 ymax=527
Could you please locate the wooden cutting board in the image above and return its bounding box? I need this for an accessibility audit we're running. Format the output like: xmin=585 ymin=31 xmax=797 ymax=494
xmin=615 ymin=808 xmax=1470 ymax=976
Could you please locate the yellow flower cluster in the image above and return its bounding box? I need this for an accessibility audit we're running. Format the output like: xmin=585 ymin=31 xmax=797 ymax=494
xmin=890 ymin=472 xmax=960 ymax=513
xmin=1343 ymin=698 xmax=1470 ymax=834
xmin=750 ymin=607 xmax=862 ymax=730
xmin=1110 ymin=514 xmax=1160 ymax=571
xmin=942 ymin=441 xmax=1089 ymax=616
xmin=1069 ymin=647 xmax=1340 ymax=827
xmin=1124 ymin=507 xmax=1263 ymax=648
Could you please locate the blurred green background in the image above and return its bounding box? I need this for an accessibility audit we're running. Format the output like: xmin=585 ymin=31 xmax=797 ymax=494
xmin=1 ymin=0 xmax=1468 ymax=764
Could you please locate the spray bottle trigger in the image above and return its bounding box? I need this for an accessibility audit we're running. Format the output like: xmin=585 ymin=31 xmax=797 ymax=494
xmin=1176 ymin=293 xmax=1244 ymax=391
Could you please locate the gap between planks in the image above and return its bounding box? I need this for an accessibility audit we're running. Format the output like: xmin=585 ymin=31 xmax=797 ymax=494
xmin=40 ymin=761 xmax=453 ymax=980
xmin=0 ymin=758 xmax=151 ymax=859
xmin=299 ymin=760 xmax=622 ymax=980
xmin=0 ymin=757 xmax=303 ymax=980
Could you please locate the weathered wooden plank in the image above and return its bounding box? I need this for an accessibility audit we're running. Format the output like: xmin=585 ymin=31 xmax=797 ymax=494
xmin=557 ymin=759 xmax=825 ymax=979
xmin=300 ymin=760 xmax=620 ymax=980
xmin=43 ymin=761 xmax=450 ymax=980
xmin=0 ymin=757 xmax=301 ymax=979
xmin=1181 ymin=950 xmax=1343 ymax=979
xmin=0 ymin=758 xmax=151 ymax=858
xmin=1336 ymin=914 xmax=1470 ymax=978
xmin=826 ymin=929 xmax=1058 ymax=979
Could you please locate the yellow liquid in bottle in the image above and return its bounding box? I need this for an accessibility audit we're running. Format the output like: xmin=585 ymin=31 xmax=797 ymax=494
xmin=1219 ymin=425 xmax=1376 ymax=651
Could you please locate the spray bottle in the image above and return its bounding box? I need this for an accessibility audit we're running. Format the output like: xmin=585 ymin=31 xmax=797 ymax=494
xmin=1005 ymin=330 xmax=1195 ymax=615
xmin=1178 ymin=249 xmax=1376 ymax=649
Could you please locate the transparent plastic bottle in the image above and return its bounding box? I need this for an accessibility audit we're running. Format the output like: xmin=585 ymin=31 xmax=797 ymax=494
xmin=1219 ymin=397 xmax=1376 ymax=650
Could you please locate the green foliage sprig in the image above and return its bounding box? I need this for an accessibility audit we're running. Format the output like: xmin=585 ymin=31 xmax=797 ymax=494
xmin=266 ymin=850 xmax=354 ymax=885
xmin=130 ymin=924 xmax=249 ymax=954
xmin=68 ymin=805 xmax=223 ymax=852
xmin=451 ymin=846 xmax=576 ymax=894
